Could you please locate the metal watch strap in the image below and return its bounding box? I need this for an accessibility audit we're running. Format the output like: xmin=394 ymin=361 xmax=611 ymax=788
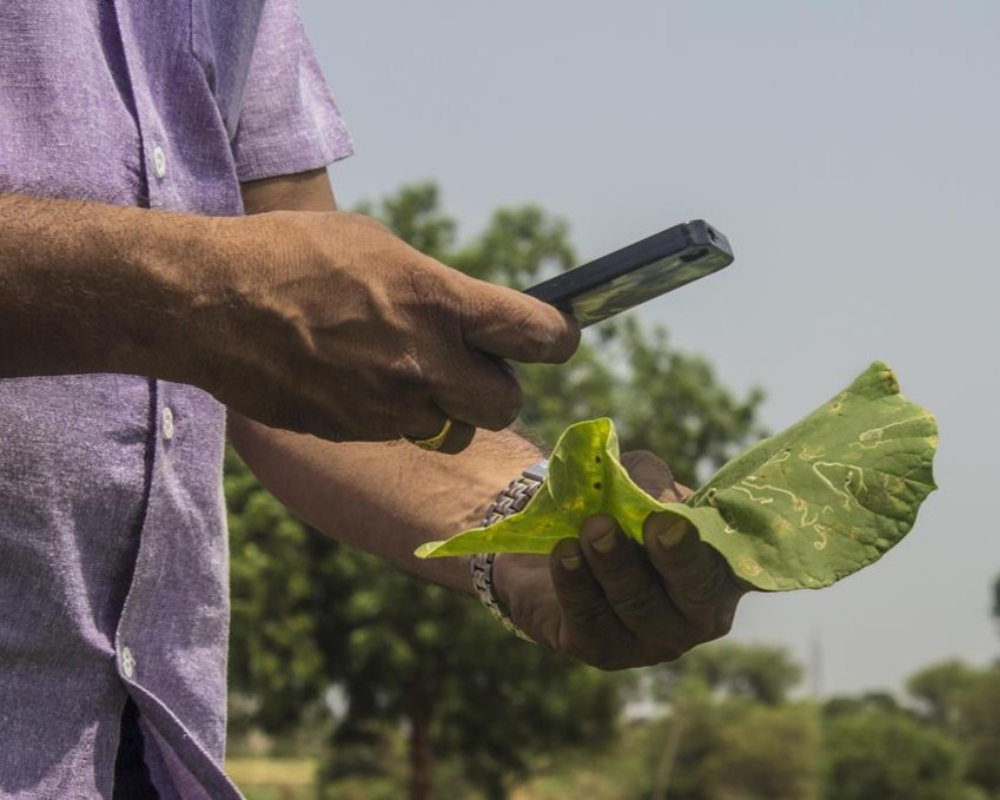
xmin=470 ymin=458 xmax=549 ymax=643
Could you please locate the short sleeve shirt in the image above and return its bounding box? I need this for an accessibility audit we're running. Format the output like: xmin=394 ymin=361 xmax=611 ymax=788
xmin=0 ymin=2 xmax=352 ymax=797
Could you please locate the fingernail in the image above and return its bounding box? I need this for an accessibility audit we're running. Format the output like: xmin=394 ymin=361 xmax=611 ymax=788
xmin=561 ymin=552 xmax=584 ymax=571
xmin=557 ymin=539 xmax=584 ymax=571
xmin=656 ymin=518 xmax=692 ymax=549
xmin=591 ymin=528 xmax=617 ymax=554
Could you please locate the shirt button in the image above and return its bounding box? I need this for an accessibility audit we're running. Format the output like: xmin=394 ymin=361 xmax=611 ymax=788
xmin=162 ymin=406 xmax=175 ymax=441
xmin=152 ymin=146 xmax=167 ymax=179
xmin=120 ymin=646 xmax=136 ymax=679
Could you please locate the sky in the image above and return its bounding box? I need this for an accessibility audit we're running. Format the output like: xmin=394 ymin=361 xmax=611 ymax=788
xmin=298 ymin=0 xmax=1000 ymax=697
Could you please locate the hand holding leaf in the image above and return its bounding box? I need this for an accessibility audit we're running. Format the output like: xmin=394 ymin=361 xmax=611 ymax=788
xmin=418 ymin=362 xmax=938 ymax=591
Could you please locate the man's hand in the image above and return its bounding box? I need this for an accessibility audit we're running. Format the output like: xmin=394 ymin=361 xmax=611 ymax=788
xmin=164 ymin=210 xmax=580 ymax=451
xmin=494 ymin=451 xmax=748 ymax=669
xmin=0 ymin=187 xmax=578 ymax=453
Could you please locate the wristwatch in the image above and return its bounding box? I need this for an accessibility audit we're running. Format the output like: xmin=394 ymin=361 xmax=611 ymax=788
xmin=470 ymin=458 xmax=549 ymax=642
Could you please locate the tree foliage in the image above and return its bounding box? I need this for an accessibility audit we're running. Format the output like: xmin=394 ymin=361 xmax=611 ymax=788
xmin=953 ymin=668 xmax=1000 ymax=796
xmin=700 ymin=702 xmax=822 ymax=800
xmin=653 ymin=640 xmax=804 ymax=708
xmin=632 ymin=642 xmax=818 ymax=800
xmin=822 ymin=707 xmax=969 ymax=800
xmin=993 ymin=573 xmax=1000 ymax=633
xmin=907 ymin=659 xmax=979 ymax=730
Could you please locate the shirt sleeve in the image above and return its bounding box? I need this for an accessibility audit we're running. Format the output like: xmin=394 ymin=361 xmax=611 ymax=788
xmin=231 ymin=0 xmax=354 ymax=183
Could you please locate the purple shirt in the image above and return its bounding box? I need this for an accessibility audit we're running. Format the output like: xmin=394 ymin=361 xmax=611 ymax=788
xmin=0 ymin=2 xmax=351 ymax=796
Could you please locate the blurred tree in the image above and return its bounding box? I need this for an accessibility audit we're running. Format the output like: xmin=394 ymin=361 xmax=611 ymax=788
xmin=906 ymin=659 xmax=978 ymax=730
xmin=700 ymin=702 xmax=822 ymax=800
xmin=903 ymin=659 xmax=1000 ymax=797
xmin=226 ymin=446 xmax=335 ymax=738
xmin=954 ymin=667 xmax=1000 ymax=797
xmin=993 ymin=574 xmax=1000 ymax=630
xmin=316 ymin=550 xmax=622 ymax=800
xmin=642 ymin=642 xmax=810 ymax=800
xmin=655 ymin=641 xmax=804 ymax=707
xmin=822 ymin=691 xmax=910 ymax=722
xmin=822 ymin=707 xmax=971 ymax=800
xmin=228 ymin=182 xmax=765 ymax=800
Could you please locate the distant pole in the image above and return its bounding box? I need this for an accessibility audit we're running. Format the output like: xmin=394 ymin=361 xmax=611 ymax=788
xmin=811 ymin=633 xmax=823 ymax=699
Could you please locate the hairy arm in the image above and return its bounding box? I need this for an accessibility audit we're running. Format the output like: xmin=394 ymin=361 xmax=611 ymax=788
xmin=0 ymin=193 xmax=219 ymax=380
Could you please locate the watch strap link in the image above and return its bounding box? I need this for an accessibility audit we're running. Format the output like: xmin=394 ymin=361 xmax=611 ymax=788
xmin=470 ymin=459 xmax=549 ymax=642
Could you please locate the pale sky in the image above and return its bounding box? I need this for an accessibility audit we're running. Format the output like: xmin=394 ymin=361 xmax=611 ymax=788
xmin=299 ymin=0 xmax=1000 ymax=697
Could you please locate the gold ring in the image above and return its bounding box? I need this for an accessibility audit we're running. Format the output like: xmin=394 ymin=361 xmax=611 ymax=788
xmin=405 ymin=418 xmax=453 ymax=451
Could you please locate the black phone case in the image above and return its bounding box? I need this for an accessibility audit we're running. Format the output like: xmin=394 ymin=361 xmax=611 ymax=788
xmin=524 ymin=220 xmax=733 ymax=327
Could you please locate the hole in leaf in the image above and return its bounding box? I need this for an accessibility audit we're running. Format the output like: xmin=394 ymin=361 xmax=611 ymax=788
xmin=593 ymin=482 xmax=602 ymax=490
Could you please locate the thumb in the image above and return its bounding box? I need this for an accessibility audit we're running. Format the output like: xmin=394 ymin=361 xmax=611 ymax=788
xmin=461 ymin=280 xmax=580 ymax=364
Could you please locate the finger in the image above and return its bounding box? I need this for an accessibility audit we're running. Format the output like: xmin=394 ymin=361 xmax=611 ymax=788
xmin=549 ymin=536 xmax=633 ymax=660
xmin=643 ymin=513 xmax=744 ymax=638
xmin=432 ymin=351 xmax=524 ymax=432
xmin=462 ymin=282 xmax=581 ymax=365
xmin=579 ymin=513 xmax=687 ymax=627
xmin=620 ymin=451 xmax=683 ymax=503
xmin=435 ymin=419 xmax=476 ymax=454
xmin=402 ymin=409 xmax=476 ymax=455
xmin=577 ymin=514 xmax=690 ymax=652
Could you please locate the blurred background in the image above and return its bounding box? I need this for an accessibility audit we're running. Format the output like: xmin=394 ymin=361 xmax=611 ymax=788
xmin=225 ymin=2 xmax=1000 ymax=797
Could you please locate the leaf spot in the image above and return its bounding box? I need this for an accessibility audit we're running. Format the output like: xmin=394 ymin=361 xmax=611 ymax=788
xmin=738 ymin=556 xmax=763 ymax=577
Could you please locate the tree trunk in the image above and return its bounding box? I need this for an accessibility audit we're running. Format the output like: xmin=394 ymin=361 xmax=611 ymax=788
xmin=651 ymin=712 xmax=686 ymax=800
xmin=407 ymin=675 xmax=436 ymax=800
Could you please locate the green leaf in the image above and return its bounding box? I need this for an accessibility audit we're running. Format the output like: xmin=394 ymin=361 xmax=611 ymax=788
xmin=416 ymin=361 xmax=938 ymax=591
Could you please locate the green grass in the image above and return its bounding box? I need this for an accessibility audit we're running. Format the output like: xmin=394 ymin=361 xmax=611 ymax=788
xmin=226 ymin=757 xmax=318 ymax=799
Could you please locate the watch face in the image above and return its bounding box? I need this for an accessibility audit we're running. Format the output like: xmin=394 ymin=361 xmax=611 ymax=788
xmin=524 ymin=458 xmax=550 ymax=481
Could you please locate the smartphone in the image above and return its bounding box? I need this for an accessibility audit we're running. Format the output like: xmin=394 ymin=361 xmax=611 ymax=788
xmin=523 ymin=219 xmax=733 ymax=327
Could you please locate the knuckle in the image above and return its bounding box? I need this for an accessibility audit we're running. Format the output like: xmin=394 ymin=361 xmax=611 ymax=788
xmin=685 ymin=569 xmax=728 ymax=609
xmin=596 ymin=547 xmax=647 ymax=589
xmin=665 ymin=543 xmax=703 ymax=575
xmin=649 ymin=631 xmax=696 ymax=664
xmin=566 ymin=597 xmax=614 ymax=629
xmin=670 ymin=556 xmax=728 ymax=611
xmin=386 ymin=349 xmax=429 ymax=388
xmin=581 ymin=637 xmax=637 ymax=671
xmin=608 ymin=578 xmax=661 ymax=619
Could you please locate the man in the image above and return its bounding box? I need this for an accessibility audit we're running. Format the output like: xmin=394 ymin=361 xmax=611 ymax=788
xmin=0 ymin=2 xmax=746 ymax=796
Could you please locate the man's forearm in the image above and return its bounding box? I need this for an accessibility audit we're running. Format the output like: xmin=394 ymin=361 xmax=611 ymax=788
xmin=0 ymin=192 xmax=219 ymax=380
xmin=227 ymin=413 xmax=542 ymax=593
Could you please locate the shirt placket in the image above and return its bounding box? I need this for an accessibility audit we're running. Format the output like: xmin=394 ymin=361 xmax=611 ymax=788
xmin=106 ymin=0 xmax=179 ymax=212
